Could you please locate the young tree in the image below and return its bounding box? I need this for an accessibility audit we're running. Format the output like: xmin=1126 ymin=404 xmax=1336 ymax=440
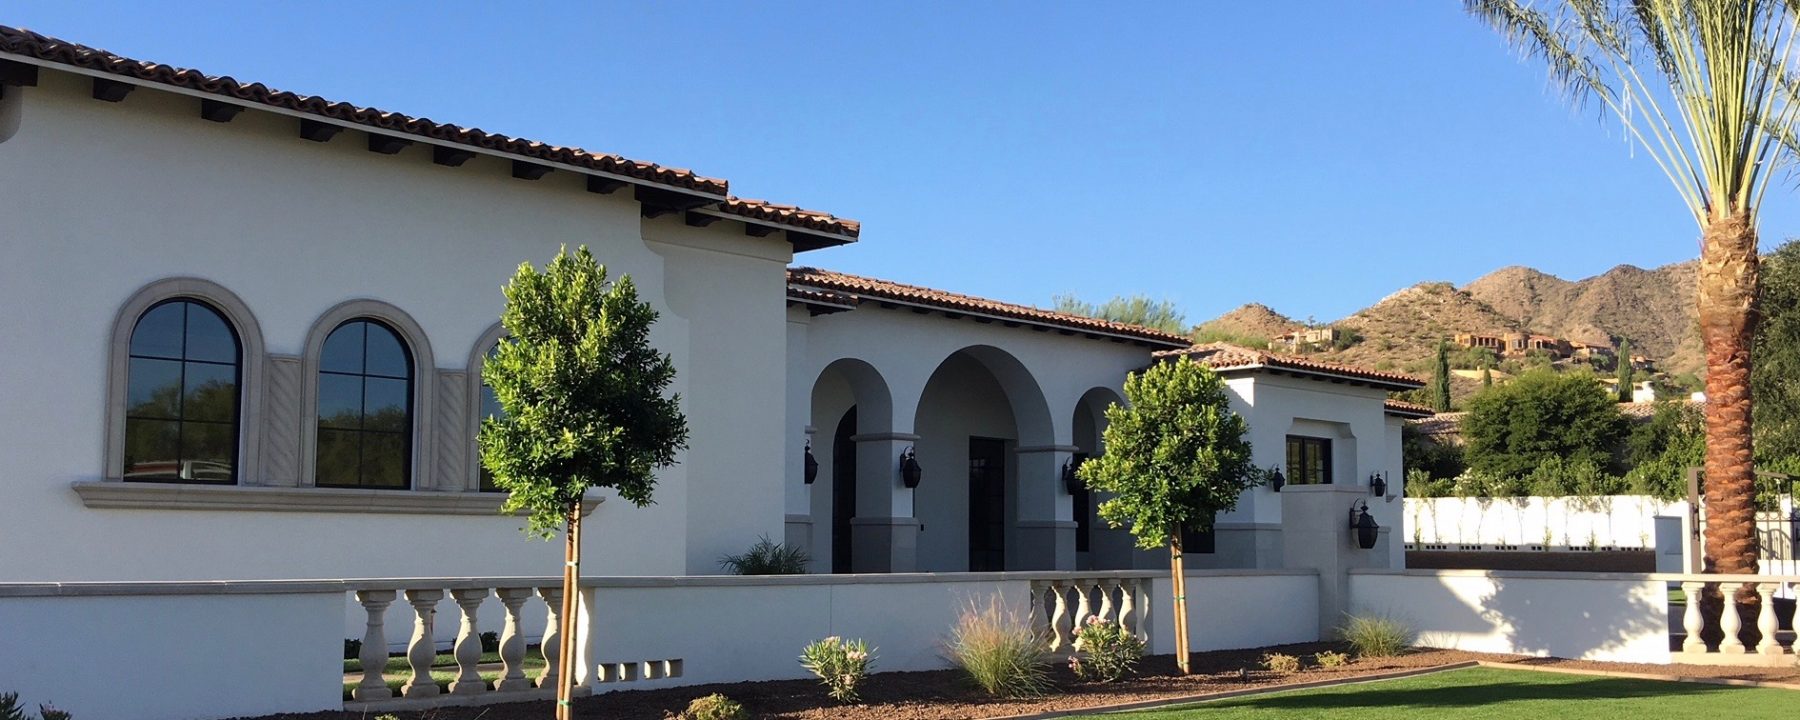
xmin=1076 ymin=356 xmax=1261 ymax=674
xmin=480 ymin=246 xmax=689 ymax=719
xmin=1052 ymin=293 xmax=1188 ymax=335
xmin=1467 ymin=0 xmax=1800 ymax=576
xmin=1616 ymin=338 xmax=1635 ymax=403
xmin=1432 ymin=338 xmax=1453 ymax=412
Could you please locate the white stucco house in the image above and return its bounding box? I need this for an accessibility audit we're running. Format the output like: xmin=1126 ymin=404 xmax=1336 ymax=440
xmin=0 ymin=25 xmax=1429 ymax=587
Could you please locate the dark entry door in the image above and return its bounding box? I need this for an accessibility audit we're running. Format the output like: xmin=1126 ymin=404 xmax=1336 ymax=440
xmin=968 ymin=437 xmax=1007 ymax=571
xmin=831 ymin=407 xmax=857 ymax=574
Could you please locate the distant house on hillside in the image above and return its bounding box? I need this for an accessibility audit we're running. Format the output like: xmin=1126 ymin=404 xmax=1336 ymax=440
xmin=1454 ymin=333 xmax=1504 ymax=352
xmin=1269 ymin=327 xmax=1338 ymax=353
xmin=1568 ymin=340 xmax=1616 ymax=363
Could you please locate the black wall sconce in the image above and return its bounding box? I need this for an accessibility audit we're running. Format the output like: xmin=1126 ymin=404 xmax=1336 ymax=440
xmin=1268 ymin=466 xmax=1286 ymax=492
xmin=1349 ymin=499 xmax=1379 ymax=550
xmin=803 ymin=440 xmax=819 ymax=485
xmin=1063 ymin=457 xmax=1084 ymax=495
xmin=900 ymin=446 xmax=923 ymax=489
xmin=1368 ymin=472 xmax=1387 ymax=498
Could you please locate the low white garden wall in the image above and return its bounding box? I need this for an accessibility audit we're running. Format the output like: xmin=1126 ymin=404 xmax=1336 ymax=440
xmin=1145 ymin=571 xmax=1319 ymax=655
xmin=1405 ymin=496 xmax=1685 ymax=550
xmin=1348 ymin=569 xmax=1670 ymax=663
xmin=0 ymin=582 xmax=345 ymax=720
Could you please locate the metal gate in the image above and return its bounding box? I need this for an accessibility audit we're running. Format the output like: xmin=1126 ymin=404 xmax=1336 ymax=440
xmin=1687 ymin=467 xmax=1800 ymax=576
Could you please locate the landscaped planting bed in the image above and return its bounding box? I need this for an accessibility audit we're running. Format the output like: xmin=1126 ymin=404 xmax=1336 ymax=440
xmin=236 ymin=643 xmax=1800 ymax=720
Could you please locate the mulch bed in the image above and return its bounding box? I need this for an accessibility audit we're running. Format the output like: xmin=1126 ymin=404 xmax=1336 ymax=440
xmin=233 ymin=642 xmax=1800 ymax=720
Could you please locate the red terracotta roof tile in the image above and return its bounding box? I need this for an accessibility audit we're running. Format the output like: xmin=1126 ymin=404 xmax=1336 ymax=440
xmin=787 ymin=267 xmax=1192 ymax=347
xmin=1383 ymin=399 xmax=1438 ymax=418
xmin=1159 ymin=342 xmax=1428 ymax=390
xmin=0 ymin=25 xmax=859 ymax=239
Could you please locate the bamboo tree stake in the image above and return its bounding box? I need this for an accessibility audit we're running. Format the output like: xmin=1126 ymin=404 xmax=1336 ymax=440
xmin=1170 ymin=532 xmax=1190 ymax=674
xmin=555 ymin=501 xmax=581 ymax=720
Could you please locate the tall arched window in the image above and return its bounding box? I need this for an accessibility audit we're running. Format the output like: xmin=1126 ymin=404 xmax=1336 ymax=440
xmin=316 ymin=319 xmax=414 ymax=488
xmin=123 ymin=299 xmax=242 ymax=483
xmin=477 ymin=342 xmax=504 ymax=492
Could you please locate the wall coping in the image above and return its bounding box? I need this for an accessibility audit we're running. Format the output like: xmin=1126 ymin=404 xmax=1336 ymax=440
xmin=71 ymin=481 xmax=603 ymax=516
xmin=1353 ymin=568 xmax=1799 ymax=584
xmin=0 ymin=568 xmax=1320 ymax=598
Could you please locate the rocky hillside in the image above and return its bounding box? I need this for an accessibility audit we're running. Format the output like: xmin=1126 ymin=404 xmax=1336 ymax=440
xmin=1192 ymin=259 xmax=1703 ymax=396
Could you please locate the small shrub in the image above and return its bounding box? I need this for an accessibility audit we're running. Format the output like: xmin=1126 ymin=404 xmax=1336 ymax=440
xmin=799 ymin=636 xmax=873 ymax=703
xmin=1314 ymin=650 xmax=1350 ymax=668
xmin=1261 ymin=652 xmax=1300 ymax=675
xmin=1341 ymin=614 xmax=1413 ymax=658
xmin=373 ymin=715 xmax=400 ymax=720
xmin=343 ymin=638 xmax=362 ymax=660
xmin=0 ymin=694 xmax=71 ymax=720
xmin=1071 ymin=616 xmax=1144 ymax=683
xmin=720 ymin=535 xmax=810 ymax=575
xmin=947 ymin=595 xmax=1051 ymax=698
xmin=480 ymin=631 xmax=500 ymax=653
xmin=681 ymin=693 xmax=747 ymax=720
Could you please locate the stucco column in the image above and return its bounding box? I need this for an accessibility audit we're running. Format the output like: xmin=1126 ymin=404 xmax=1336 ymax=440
xmin=1013 ymin=445 xmax=1077 ymax=571
xmin=785 ymin=425 xmax=817 ymax=554
xmin=849 ymin=431 xmax=920 ymax=573
xmin=1280 ymin=483 xmax=1395 ymax=636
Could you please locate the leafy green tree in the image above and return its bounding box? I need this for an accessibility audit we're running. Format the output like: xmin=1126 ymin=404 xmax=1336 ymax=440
xmin=1052 ymin=293 xmax=1188 ymax=335
xmin=479 ymin=246 xmax=689 ymax=719
xmin=1077 ymin=356 xmax=1260 ymax=674
xmin=1625 ymin=400 xmax=1708 ymax=501
xmin=1462 ymin=370 xmax=1628 ymax=480
xmin=1755 ymin=239 xmax=1800 ymax=464
xmin=1432 ymin=339 xmax=1453 ymax=412
xmin=1468 ymin=0 xmax=1800 ymax=576
xmin=1402 ymin=424 xmax=1466 ymax=481
xmin=1616 ymin=338 xmax=1635 ymax=403
xmin=1481 ymin=366 xmax=1494 ymax=389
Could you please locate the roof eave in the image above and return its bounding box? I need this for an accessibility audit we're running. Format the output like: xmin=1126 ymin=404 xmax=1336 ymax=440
xmin=793 ymin=286 xmax=1190 ymax=349
xmin=1210 ymin=362 xmax=1426 ymax=392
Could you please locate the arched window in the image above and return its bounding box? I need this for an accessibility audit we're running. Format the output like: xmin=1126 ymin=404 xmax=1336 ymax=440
xmin=477 ymin=342 xmax=504 ymax=492
xmin=123 ymin=299 xmax=242 ymax=483
xmin=316 ymin=319 xmax=414 ymax=489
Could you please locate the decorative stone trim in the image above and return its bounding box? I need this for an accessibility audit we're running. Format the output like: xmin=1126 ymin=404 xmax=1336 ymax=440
xmin=297 ymin=299 xmax=436 ymax=489
xmin=1014 ymin=444 xmax=1079 ymax=454
xmin=463 ymin=322 xmax=509 ymax=492
xmin=71 ymin=480 xmax=601 ymax=516
xmin=103 ymin=277 xmax=268 ymax=483
xmin=848 ymin=432 xmax=919 ymax=443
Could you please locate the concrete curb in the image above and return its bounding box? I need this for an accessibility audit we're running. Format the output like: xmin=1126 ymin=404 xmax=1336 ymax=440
xmin=1473 ymin=660 xmax=1800 ymax=691
xmin=986 ymin=661 xmax=1481 ymax=719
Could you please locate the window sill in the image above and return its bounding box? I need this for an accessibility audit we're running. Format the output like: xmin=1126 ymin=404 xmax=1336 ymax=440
xmin=71 ymin=481 xmax=602 ymax=516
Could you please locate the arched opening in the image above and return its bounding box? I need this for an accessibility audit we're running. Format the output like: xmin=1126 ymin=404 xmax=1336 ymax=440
xmin=808 ymin=358 xmax=892 ymax=574
xmin=913 ymin=346 xmax=1055 ymax=572
xmin=1074 ymin=386 xmax=1134 ymax=570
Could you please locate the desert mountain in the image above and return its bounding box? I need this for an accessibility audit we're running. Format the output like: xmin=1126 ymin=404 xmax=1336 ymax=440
xmin=1196 ymin=302 xmax=1297 ymax=341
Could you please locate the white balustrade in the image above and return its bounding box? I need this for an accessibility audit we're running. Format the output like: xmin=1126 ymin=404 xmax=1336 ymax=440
xmin=1030 ymin=575 xmax=1151 ymax=653
xmin=449 ymin=588 xmax=490 ymax=694
xmin=1719 ymin=584 xmax=1745 ymax=654
xmin=538 ymin=585 xmax=564 ymax=691
xmin=1670 ymin=574 xmax=1797 ymax=662
xmin=495 ymin=587 xmax=535 ymax=691
xmin=352 ymin=590 xmax=396 ymax=701
xmin=401 ymin=589 xmax=444 ymax=698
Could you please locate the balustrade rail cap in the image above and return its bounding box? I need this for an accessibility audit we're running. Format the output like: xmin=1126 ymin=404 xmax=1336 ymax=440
xmin=1356 ymin=568 xmax=1800 ymax=584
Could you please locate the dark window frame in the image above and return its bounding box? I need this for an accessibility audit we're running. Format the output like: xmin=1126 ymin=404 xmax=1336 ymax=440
xmin=1286 ymin=435 xmax=1333 ymax=485
xmin=122 ymin=298 xmax=242 ymax=484
xmin=315 ymin=319 xmax=414 ymax=490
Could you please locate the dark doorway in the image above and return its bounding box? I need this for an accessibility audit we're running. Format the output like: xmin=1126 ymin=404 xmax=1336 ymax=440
xmin=831 ymin=407 xmax=857 ymax=574
xmin=969 ymin=437 xmax=1007 ymax=572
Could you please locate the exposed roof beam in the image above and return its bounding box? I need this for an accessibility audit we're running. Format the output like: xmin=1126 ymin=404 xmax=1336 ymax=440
xmin=433 ymin=146 xmax=475 ymax=167
xmin=511 ymin=160 xmax=553 ymax=180
xmin=200 ymin=99 xmax=242 ymax=122
xmin=366 ymin=134 xmax=412 ymax=155
xmin=91 ymin=77 xmax=133 ymax=102
xmin=298 ymin=119 xmax=343 ymax=142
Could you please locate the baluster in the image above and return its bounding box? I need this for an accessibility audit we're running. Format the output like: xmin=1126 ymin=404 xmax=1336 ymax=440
xmin=1681 ymin=581 xmax=1706 ymax=653
xmin=1096 ymin=580 xmax=1117 ymax=625
xmin=1048 ymin=582 xmax=1070 ymax=652
xmin=1757 ymin=583 xmax=1781 ymax=656
xmin=495 ymin=588 xmax=534 ymax=691
xmin=1072 ymin=580 xmax=1094 ymax=632
xmin=1117 ymin=580 xmax=1137 ymax=638
xmin=1133 ymin=579 xmax=1151 ymax=642
xmin=402 ymin=589 xmax=445 ymax=698
xmin=449 ymin=588 xmax=490 ymax=694
xmin=1721 ymin=583 xmax=1745 ymax=654
xmin=537 ymin=585 xmax=564 ymax=689
xmin=352 ymin=590 xmax=396 ymax=701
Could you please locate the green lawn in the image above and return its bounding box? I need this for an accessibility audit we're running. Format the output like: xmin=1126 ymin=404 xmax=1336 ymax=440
xmin=1094 ymin=667 xmax=1789 ymax=719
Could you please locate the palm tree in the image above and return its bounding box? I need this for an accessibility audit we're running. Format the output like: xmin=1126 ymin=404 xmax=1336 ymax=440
xmin=1466 ymin=0 xmax=1800 ymax=577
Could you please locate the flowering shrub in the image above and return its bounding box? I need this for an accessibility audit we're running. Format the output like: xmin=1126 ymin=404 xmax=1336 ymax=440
xmin=681 ymin=693 xmax=747 ymax=720
xmin=1070 ymin=616 xmax=1144 ymax=683
xmin=799 ymin=636 xmax=874 ymax=703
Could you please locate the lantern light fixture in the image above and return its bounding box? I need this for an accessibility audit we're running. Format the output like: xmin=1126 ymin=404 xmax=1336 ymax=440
xmin=803 ymin=440 xmax=819 ymax=485
xmin=1268 ymin=466 xmax=1286 ymax=493
xmin=900 ymin=446 xmax=923 ymax=489
xmin=1369 ymin=472 xmax=1387 ymax=499
xmin=1349 ymin=499 xmax=1379 ymax=550
xmin=1063 ymin=457 xmax=1084 ymax=495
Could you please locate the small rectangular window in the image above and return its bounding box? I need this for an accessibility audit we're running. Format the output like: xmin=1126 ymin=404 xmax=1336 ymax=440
xmin=1286 ymin=435 xmax=1332 ymax=485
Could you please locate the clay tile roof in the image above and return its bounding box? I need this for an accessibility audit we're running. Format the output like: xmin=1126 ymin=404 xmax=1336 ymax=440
xmin=1383 ymin=399 xmax=1438 ymax=418
xmin=786 ymin=285 xmax=858 ymax=310
xmin=0 ymin=24 xmax=858 ymax=239
xmin=1411 ymin=411 xmax=1467 ymax=436
xmin=786 ymin=267 xmax=1193 ymax=347
xmin=1157 ymin=342 xmax=1428 ymax=390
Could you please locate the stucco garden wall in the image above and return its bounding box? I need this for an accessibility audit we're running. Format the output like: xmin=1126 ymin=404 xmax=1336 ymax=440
xmin=1405 ymin=496 xmax=1686 ymax=550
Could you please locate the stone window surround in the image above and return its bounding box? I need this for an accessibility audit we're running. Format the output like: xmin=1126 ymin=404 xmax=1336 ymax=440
xmin=79 ymin=285 xmax=566 ymax=514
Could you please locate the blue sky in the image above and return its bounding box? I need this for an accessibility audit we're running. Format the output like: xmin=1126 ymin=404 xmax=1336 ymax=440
xmin=9 ymin=2 xmax=1793 ymax=323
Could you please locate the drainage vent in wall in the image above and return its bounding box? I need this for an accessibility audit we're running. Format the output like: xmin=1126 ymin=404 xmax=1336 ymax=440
xmin=597 ymin=658 xmax=683 ymax=682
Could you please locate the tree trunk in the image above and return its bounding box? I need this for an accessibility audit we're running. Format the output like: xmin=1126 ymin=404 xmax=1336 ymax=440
xmin=556 ymin=502 xmax=582 ymax=720
xmin=1169 ymin=533 xmax=1190 ymax=675
xmin=1698 ymin=210 xmax=1760 ymax=578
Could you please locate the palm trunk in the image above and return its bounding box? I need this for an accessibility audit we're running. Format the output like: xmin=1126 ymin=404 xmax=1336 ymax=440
xmin=1698 ymin=210 xmax=1760 ymax=578
xmin=1169 ymin=533 xmax=1190 ymax=675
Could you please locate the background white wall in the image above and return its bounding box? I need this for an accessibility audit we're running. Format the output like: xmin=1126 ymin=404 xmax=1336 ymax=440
xmin=1406 ymin=496 xmax=1686 ymax=549
xmin=1348 ymin=569 xmax=1671 ymax=663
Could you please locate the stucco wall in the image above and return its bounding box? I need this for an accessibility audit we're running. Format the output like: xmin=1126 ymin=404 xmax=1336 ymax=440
xmin=1406 ymin=496 xmax=1686 ymax=550
xmin=1349 ymin=569 xmax=1671 ymax=663
xmin=0 ymin=70 xmax=788 ymax=583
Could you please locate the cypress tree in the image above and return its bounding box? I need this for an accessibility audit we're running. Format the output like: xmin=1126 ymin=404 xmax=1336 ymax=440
xmin=1482 ymin=365 xmax=1494 ymax=388
xmin=1433 ymin=338 xmax=1453 ymax=412
xmin=1617 ymin=338 xmax=1635 ymax=403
